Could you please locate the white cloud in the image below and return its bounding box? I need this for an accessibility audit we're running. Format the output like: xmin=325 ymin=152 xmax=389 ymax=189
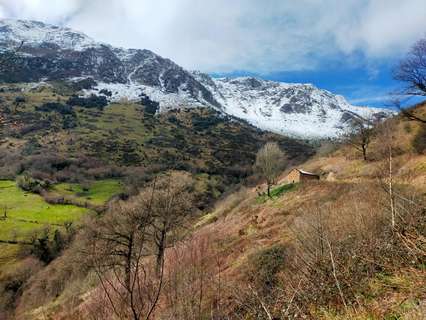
xmin=0 ymin=0 xmax=425 ymax=73
xmin=0 ymin=0 xmax=83 ymax=23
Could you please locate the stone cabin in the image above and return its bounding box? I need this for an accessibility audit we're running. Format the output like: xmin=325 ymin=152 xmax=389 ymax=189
xmin=284 ymin=168 xmax=320 ymax=183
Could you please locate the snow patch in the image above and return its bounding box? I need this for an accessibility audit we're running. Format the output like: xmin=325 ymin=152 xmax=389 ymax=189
xmin=83 ymin=82 xmax=206 ymax=112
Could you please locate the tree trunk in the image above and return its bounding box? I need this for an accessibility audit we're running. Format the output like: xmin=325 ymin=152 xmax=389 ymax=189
xmin=125 ymin=236 xmax=140 ymax=320
xmin=125 ymin=235 xmax=133 ymax=291
xmin=362 ymin=144 xmax=367 ymax=161
xmin=389 ymin=144 xmax=395 ymax=228
xmin=156 ymin=229 xmax=166 ymax=277
xmin=267 ymin=183 xmax=271 ymax=198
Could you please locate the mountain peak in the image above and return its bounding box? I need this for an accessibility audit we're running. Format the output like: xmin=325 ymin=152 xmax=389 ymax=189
xmin=0 ymin=18 xmax=99 ymax=51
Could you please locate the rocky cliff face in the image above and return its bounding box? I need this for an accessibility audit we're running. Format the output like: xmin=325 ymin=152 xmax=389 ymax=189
xmin=0 ymin=19 xmax=392 ymax=138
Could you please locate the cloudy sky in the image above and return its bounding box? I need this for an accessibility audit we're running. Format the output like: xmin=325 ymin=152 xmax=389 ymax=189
xmin=1 ymin=0 xmax=425 ymax=106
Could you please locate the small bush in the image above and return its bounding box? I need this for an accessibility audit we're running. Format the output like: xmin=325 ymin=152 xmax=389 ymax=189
xmin=99 ymin=89 xmax=112 ymax=97
xmin=36 ymin=102 xmax=74 ymax=115
xmin=256 ymin=183 xmax=298 ymax=203
xmin=16 ymin=174 xmax=50 ymax=193
xmin=70 ymin=78 xmax=97 ymax=91
xmin=14 ymin=96 xmax=26 ymax=104
xmin=66 ymin=94 xmax=108 ymax=109
xmin=22 ymin=137 xmax=42 ymax=156
xmin=29 ymin=226 xmax=75 ymax=264
xmin=139 ymin=93 xmax=159 ymax=114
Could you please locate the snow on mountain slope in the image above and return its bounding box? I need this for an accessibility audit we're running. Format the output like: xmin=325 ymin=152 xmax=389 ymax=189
xmin=83 ymin=82 xmax=209 ymax=112
xmin=0 ymin=19 xmax=393 ymax=139
xmin=193 ymin=74 xmax=391 ymax=138
xmin=0 ymin=19 xmax=98 ymax=51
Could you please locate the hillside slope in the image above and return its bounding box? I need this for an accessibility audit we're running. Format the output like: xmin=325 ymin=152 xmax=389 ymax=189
xmin=3 ymin=105 xmax=424 ymax=320
xmin=184 ymin=103 xmax=426 ymax=319
xmin=0 ymin=82 xmax=313 ymax=181
xmin=175 ymin=104 xmax=426 ymax=319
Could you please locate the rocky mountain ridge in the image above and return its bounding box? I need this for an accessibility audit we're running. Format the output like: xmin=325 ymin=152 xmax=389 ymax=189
xmin=0 ymin=19 xmax=391 ymax=138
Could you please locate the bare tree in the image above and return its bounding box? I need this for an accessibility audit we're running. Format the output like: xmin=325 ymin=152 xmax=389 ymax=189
xmin=85 ymin=173 xmax=195 ymax=319
xmin=255 ymin=142 xmax=287 ymax=197
xmin=86 ymin=197 xmax=161 ymax=320
xmin=375 ymin=120 xmax=398 ymax=228
xmin=345 ymin=116 xmax=375 ymax=161
xmin=393 ymin=37 xmax=426 ymax=123
xmin=143 ymin=172 xmax=194 ymax=276
xmin=391 ymin=97 xmax=426 ymax=124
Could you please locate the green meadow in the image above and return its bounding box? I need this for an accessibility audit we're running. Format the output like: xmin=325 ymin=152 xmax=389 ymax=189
xmin=0 ymin=180 xmax=90 ymax=242
xmin=0 ymin=179 xmax=123 ymax=266
xmin=52 ymin=179 xmax=123 ymax=206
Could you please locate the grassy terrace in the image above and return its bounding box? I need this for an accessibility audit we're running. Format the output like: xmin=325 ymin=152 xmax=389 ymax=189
xmin=0 ymin=180 xmax=88 ymax=267
xmin=0 ymin=180 xmax=89 ymax=238
xmin=0 ymin=179 xmax=121 ymax=266
xmin=51 ymin=179 xmax=123 ymax=206
xmin=256 ymin=183 xmax=299 ymax=203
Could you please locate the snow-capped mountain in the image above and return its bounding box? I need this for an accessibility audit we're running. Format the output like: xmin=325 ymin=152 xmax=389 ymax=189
xmin=192 ymin=74 xmax=390 ymax=137
xmin=0 ymin=19 xmax=219 ymax=109
xmin=0 ymin=19 xmax=98 ymax=51
xmin=0 ymin=19 xmax=391 ymax=138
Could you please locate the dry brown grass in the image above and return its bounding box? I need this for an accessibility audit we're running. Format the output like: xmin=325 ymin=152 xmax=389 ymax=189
xmin=179 ymin=172 xmax=425 ymax=319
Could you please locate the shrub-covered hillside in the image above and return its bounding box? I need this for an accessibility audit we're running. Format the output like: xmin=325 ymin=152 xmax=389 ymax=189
xmin=0 ymin=82 xmax=314 ymax=204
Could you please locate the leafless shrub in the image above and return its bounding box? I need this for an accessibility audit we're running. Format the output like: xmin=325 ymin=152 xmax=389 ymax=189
xmin=287 ymin=184 xmax=424 ymax=317
xmin=160 ymin=233 xmax=224 ymax=320
xmin=344 ymin=116 xmax=375 ymax=161
xmin=229 ymin=180 xmax=425 ymax=319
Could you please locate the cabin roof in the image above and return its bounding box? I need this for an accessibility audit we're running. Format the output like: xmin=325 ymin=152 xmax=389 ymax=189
xmin=295 ymin=169 xmax=319 ymax=176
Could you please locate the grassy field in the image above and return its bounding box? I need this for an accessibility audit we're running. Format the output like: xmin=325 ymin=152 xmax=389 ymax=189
xmin=0 ymin=180 xmax=92 ymax=265
xmin=0 ymin=178 xmax=123 ymax=269
xmin=52 ymin=179 xmax=123 ymax=206
xmin=0 ymin=180 xmax=89 ymax=228
xmin=0 ymin=179 xmax=122 ymax=243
